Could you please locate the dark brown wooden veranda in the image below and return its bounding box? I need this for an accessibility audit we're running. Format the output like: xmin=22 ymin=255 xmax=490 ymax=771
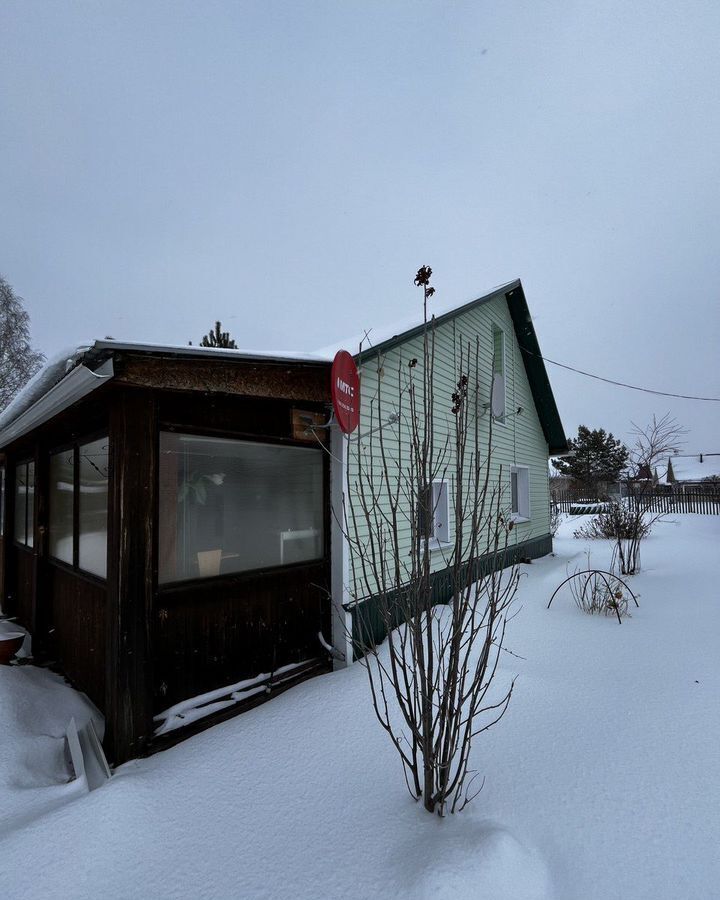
xmin=0 ymin=344 xmax=333 ymax=765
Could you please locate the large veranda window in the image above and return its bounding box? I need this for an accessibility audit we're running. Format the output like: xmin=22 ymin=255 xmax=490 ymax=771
xmin=49 ymin=437 xmax=109 ymax=578
xmin=159 ymin=432 xmax=325 ymax=584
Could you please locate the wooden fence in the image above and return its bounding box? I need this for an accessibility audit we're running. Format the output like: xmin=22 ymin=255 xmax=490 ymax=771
xmin=552 ymin=490 xmax=720 ymax=516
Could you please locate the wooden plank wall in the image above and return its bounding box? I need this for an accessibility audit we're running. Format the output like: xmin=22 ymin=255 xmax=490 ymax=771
xmin=11 ymin=548 xmax=34 ymax=625
xmin=50 ymin=566 xmax=106 ymax=709
xmin=155 ymin=561 xmax=329 ymax=708
xmin=105 ymin=390 xmax=157 ymax=765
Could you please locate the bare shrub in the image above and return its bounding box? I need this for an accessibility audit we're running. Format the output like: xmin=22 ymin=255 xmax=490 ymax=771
xmin=550 ymin=500 xmax=563 ymax=537
xmin=548 ymin=561 xmax=639 ymax=624
xmin=615 ymin=414 xmax=687 ymax=574
xmin=346 ymin=267 xmax=519 ymax=816
xmin=573 ymin=501 xmax=652 ymax=542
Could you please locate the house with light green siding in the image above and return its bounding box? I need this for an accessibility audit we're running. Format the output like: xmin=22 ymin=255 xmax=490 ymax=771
xmin=0 ymin=277 xmax=564 ymax=757
xmin=328 ymin=279 xmax=567 ymax=664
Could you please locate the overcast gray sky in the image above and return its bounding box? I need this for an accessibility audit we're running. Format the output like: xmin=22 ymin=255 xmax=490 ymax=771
xmin=1 ymin=0 xmax=719 ymax=450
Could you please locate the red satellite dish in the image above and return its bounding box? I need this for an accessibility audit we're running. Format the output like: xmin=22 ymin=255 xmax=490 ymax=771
xmin=331 ymin=350 xmax=360 ymax=434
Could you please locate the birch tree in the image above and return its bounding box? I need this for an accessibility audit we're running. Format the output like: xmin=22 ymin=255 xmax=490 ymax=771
xmin=0 ymin=276 xmax=44 ymax=413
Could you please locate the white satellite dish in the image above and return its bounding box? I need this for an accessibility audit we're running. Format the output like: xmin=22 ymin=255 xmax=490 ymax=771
xmin=491 ymin=374 xmax=505 ymax=418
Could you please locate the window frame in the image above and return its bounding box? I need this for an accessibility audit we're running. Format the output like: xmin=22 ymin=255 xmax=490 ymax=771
xmin=418 ymin=479 xmax=452 ymax=548
xmin=157 ymin=429 xmax=327 ymax=586
xmin=510 ymin=465 xmax=530 ymax=522
xmin=49 ymin=441 xmax=78 ymax=568
xmin=0 ymin=463 xmax=5 ymax=537
xmin=13 ymin=458 xmax=35 ymax=549
xmin=47 ymin=433 xmax=109 ymax=581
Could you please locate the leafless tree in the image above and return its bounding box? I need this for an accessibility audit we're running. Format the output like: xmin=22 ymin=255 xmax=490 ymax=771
xmin=344 ymin=267 xmax=519 ymax=815
xmin=0 ymin=276 xmax=44 ymax=413
xmin=629 ymin=413 xmax=687 ymax=478
xmin=618 ymin=414 xmax=687 ymax=574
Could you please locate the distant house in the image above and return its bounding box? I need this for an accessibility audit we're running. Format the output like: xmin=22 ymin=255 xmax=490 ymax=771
xmin=662 ymin=454 xmax=720 ymax=490
xmin=0 ymin=279 xmax=566 ymax=765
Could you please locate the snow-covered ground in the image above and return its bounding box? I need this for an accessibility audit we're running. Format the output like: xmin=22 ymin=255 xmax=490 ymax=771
xmin=1 ymin=515 xmax=718 ymax=899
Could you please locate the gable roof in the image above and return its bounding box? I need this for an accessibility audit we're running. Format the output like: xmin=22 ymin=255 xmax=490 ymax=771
xmin=665 ymin=454 xmax=720 ymax=483
xmin=316 ymin=280 xmax=518 ymax=359
xmin=322 ymin=279 xmax=567 ymax=455
xmin=0 ymin=281 xmax=567 ymax=455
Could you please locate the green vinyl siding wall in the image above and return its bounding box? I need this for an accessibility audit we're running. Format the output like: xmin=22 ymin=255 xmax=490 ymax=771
xmin=346 ymin=293 xmax=551 ymax=604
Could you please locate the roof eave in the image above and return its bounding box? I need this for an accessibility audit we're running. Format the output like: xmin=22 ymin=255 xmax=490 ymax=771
xmin=353 ymin=281 xmax=521 ymax=364
xmin=505 ymin=283 xmax=568 ymax=455
xmin=85 ymin=341 xmax=332 ymax=368
xmin=0 ymin=358 xmax=115 ymax=449
xmin=351 ymin=279 xmax=567 ymax=454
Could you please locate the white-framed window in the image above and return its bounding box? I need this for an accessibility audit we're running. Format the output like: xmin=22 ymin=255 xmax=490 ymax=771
xmin=419 ymin=480 xmax=451 ymax=545
xmin=491 ymin=325 xmax=506 ymax=422
xmin=510 ymin=465 xmax=530 ymax=522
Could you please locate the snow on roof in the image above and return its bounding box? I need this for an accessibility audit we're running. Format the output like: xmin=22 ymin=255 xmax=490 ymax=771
xmin=665 ymin=454 xmax=720 ymax=483
xmin=87 ymin=339 xmax=333 ymax=365
xmin=0 ymin=284 xmax=517 ymax=440
xmin=0 ymin=340 xmax=332 ymax=441
xmin=315 ymin=280 xmax=518 ymax=358
xmin=0 ymin=344 xmax=91 ymax=432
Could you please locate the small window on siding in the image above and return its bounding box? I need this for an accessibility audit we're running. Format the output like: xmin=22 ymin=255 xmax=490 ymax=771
xmin=418 ymin=480 xmax=451 ymax=544
xmin=492 ymin=326 xmax=506 ymax=422
xmin=14 ymin=460 xmax=35 ymax=547
xmin=510 ymin=465 xmax=530 ymax=521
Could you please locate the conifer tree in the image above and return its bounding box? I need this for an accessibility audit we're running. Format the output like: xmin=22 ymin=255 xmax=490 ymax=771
xmin=552 ymin=425 xmax=629 ymax=492
xmin=198 ymin=321 xmax=238 ymax=349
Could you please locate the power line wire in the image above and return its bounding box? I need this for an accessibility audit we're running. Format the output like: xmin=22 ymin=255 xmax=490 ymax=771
xmin=529 ymin=351 xmax=720 ymax=402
